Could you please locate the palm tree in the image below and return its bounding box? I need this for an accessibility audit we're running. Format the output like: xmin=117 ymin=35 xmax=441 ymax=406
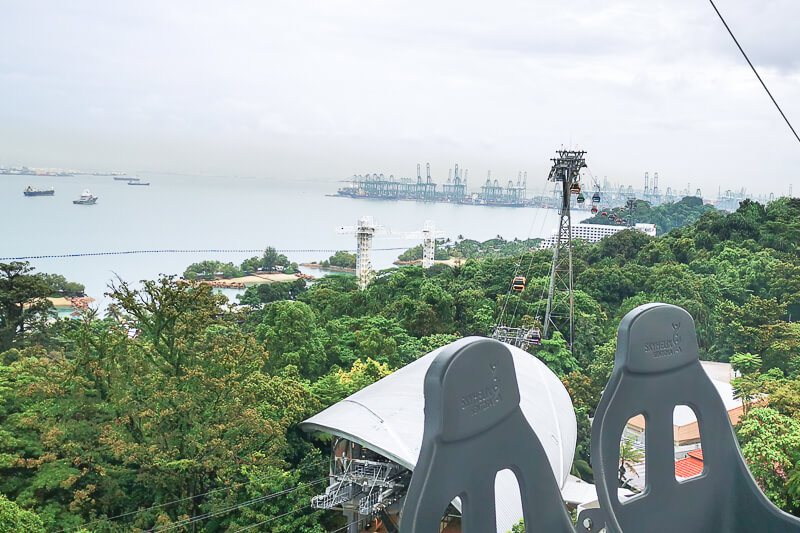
xmin=619 ymin=435 xmax=645 ymax=490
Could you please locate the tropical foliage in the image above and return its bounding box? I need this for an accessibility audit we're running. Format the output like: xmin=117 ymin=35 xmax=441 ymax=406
xmin=184 ymin=247 xmax=296 ymax=280
xmin=581 ymin=196 xmax=716 ymax=235
xmin=3 ymin=197 xmax=800 ymax=529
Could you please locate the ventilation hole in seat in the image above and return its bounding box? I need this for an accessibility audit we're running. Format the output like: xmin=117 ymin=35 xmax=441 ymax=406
xmin=496 ymin=469 xmax=524 ymax=531
xmin=673 ymin=404 xmax=704 ymax=481
xmin=619 ymin=414 xmax=647 ymax=503
xmin=440 ymin=500 xmax=461 ymax=532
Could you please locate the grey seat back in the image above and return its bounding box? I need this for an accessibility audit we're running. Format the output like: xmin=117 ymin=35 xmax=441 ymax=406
xmin=590 ymin=303 xmax=800 ymax=533
xmin=400 ymin=336 xmax=575 ymax=533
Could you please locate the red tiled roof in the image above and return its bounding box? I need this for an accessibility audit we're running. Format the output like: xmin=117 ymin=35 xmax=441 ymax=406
xmin=628 ymin=405 xmax=753 ymax=446
xmin=688 ymin=449 xmax=703 ymax=461
xmin=675 ymin=454 xmax=704 ymax=479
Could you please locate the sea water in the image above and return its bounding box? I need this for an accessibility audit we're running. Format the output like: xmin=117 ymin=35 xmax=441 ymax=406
xmin=1 ymin=173 xmax=568 ymax=309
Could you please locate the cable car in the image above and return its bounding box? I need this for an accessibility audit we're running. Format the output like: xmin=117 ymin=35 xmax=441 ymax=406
xmin=601 ymin=211 xmax=608 ymax=218
xmin=569 ymin=183 xmax=581 ymax=194
xmin=576 ymin=193 xmax=585 ymax=204
xmin=617 ymin=219 xmax=624 ymax=224
xmin=512 ymin=276 xmax=526 ymax=292
xmin=592 ymin=192 xmax=601 ymax=204
xmin=591 ymin=206 xmax=598 ymax=215
xmin=526 ymin=328 xmax=542 ymax=346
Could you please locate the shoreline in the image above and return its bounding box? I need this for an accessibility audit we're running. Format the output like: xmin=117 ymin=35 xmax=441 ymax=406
xmin=191 ymin=272 xmax=315 ymax=289
xmin=300 ymin=263 xmax=356 ymax=274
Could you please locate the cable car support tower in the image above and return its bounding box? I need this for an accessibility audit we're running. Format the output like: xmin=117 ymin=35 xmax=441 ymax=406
xmin=543 ymin=150 xmax=586 ymax=354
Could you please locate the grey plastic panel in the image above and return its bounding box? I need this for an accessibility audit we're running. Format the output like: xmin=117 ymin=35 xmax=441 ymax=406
xmin=575 ymin=508 xmax=607 ymax=532
xmin=590 ymin=303 xmax=800 ymax=533
xmin=400 ymin=336 xmax=575 ymax=533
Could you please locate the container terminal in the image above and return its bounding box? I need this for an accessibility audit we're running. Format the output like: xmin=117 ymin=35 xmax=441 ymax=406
xmin=335 ymin=164 xmax=787 ymax=211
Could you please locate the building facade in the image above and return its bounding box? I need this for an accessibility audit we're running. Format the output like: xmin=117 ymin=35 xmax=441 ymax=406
xmin=538 ymin=223 xmax=657 ymax=249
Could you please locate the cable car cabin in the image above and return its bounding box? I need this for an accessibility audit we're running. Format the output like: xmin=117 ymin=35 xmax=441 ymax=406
xmin=592 ymin=192 xmax=601 ymax=204
xmin=526 ymin=329 xmax=542 ymax=346
xmin=512 ymin=276 xmax=526 ymax=292
xmin=591 ymin=206 xmax=598 ymax=215
xmin=569 ymin=183 xmax=581 ymax=194
xmin=617 ymin=219 xmax=624 ymax=224
xmin=576 ymin=193 xmax=585 ymax=204
xmin=601 ymin=211 xmax=608 ymax=218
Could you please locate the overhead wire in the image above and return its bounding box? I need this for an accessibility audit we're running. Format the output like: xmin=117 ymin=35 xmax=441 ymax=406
xmin=708 ymin=0 xmax=800 ymax=145
xmin=147 ymin=478 xmax=327 ymax=533
xmin=52 ymin=459 xmax=327 ymax=533
xmin=531 ymin=165 xmax=596 ymax=323
xmin=1 ymin=248 xmax=410 ymax=262
xmin=494 ymin=178 xmax=553 ymax=330
xmin=327 ymin=517 xmax=368 ymax=533
xmin=509 ymin=180 xmax=563 ymax=327
xmin=230 ymin=507 xmax=307 ymax=532
xmin=229 ymin=504 xmax=312 ymax=532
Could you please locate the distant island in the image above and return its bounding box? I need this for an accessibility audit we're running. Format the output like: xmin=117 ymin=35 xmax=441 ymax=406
xmin=1 ymin=165 xmax=126 ymax=177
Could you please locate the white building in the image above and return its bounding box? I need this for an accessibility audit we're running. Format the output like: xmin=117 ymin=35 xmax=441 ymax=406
xmin=539 ymin=222 xmax=657 ymax=249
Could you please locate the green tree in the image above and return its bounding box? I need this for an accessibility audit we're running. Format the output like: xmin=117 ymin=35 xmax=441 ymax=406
xmin=323 ymin=251 xmax=357 ymax=269
xmin=183 ymin=260 xmax=243 ymax=280
xmin=619 ymin=435 xmax=645 ymax=490
xmin=0 ymin=262 xmax=54 ymax=352
xmin=738 ymin=408 xmax=800 ymax=511
xmin=37 ymin=273 xmax=85 ymax=298
xmin=0 ymin=277 xmax=322 ymax=531
xmin=239 ymin=279 xmax=307 ymax=307
xmin=257 ymin=300 xmax=327 ymax=378
xmin=731 ymin=352 xmax=762 ymax=375
xmin=536 ymin=331 xmax=579 ymax=377
xmin=263 ymin=247 xmax=290 ymax=271
xmin=310 ymin=359 xmax=392 ymax=408
xmin=0 ymin=494 xmax=45 ymax=533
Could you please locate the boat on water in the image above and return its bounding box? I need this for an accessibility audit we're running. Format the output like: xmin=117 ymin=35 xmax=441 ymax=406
xmin=73 ymin=190 xmax=98 ymax=205
xmin=113 ymin=176 xmax=140 ymax=182
xmin=127 ymin=181 xmax=150 ymax=186
xmin=23 ymin=186 xmax=55 ymax=196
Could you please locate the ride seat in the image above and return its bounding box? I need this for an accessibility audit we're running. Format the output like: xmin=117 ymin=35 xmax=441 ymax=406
xmin=400 ymin=337 xmax=575 ymax=533
xmin=590 ymin=303 xmax=800 ymax=533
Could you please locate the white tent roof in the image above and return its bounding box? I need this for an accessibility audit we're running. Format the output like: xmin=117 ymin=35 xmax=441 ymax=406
xmin=300 ymin=342 xmax=577 ymax=532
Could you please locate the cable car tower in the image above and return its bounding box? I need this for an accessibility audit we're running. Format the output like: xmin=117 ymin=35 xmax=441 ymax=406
xmin=543 ymin=149 xmax=587 ymax=353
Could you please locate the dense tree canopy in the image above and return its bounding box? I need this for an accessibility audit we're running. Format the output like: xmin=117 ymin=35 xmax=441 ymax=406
xmin=581 ymin=196 xmax=716 ymax=235
xmin=0 ymin=262 xmax=55 ymax=352
xmin=3 ymin=197 xmax=800 ymax=529
xmin=316 ymin=251 xmax=357 ymax=269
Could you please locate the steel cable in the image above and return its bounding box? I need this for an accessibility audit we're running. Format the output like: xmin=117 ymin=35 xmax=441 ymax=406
xmin=147 ymin=478 xmax=326 ymax=533
xmin=709 ymin=0 xmax=800 ymax=145
xmin=1 ymin=248 xmax=410 ymax=262
xmin=51 ymin=460 xmax=326 ymax=533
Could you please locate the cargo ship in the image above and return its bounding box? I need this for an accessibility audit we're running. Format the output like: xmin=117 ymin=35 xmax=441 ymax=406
xmin=128 ymin=181 xmax=150 ymax=186
xmin=73 ymin=190 xmax=98 ymax=205
xmin=113 ymin=176 xmax=139 ymax=182
xmin=23 ymin=186 xmax=55 ymax=196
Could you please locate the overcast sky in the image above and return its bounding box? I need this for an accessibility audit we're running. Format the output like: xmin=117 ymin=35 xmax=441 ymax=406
xmin=1 ymin=0 xmax=799 ymax=195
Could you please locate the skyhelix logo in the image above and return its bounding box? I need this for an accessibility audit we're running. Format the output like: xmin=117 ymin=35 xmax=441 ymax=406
xmin=642 ymin=322 xmax=683 ymax=358
xmin=459 ymin=362 xmax=503 ymax=416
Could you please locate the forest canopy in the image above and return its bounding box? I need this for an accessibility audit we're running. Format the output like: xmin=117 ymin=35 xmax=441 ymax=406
xmin=3 ymin=197 xmax=800 ymax=530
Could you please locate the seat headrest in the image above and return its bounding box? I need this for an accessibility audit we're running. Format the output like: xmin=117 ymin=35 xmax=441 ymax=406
xmin=423 ymin=336 xmax=521 ymax=442
xmin=616 ymin=303 xmax=700 ymax=374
